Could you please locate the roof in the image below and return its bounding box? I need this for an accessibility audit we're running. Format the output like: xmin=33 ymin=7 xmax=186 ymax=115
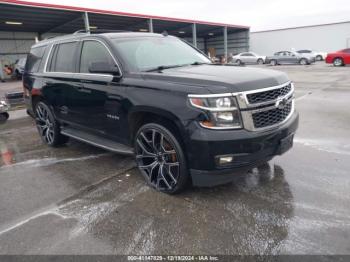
xmin=32 ymin=32 xmax=170 ymax=47
xmin=0 ymin=0 xmax=249 ymax=38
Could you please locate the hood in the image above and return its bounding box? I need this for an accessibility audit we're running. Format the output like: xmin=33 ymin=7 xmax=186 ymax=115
xmin=142 ymin=64 xmax=289 ymax=94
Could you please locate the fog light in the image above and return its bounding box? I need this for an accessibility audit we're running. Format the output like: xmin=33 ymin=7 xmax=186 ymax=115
xmin=216 ymin=155 xmax=234 ymax=166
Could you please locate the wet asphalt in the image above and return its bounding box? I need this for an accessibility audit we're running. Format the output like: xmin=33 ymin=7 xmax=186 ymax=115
xmin=0 ymin=63 xmax=349 ymax=255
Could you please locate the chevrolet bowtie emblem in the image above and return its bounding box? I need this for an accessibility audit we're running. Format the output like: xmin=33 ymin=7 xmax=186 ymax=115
xmin=275 ymin=97 xmax=288 ymax=109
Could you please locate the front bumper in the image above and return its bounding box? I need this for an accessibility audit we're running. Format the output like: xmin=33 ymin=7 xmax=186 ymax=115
xmin=186 ymin=112 xmax=299 ymax=187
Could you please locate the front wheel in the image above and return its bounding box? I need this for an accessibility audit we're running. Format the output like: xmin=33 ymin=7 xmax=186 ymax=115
xmin=134 ymin=123 xmax=189 ymax=194
xmin=257 ymin=58 xmax=264 ymax=65
xmin=316 ymin=55 xmax=323 ymax=61
xmin=333 ymin=58 xmax=344 ymax=67
xmin=35 ymin=101 xmax=69 ymax=146
xmin=236 ymin=59 xmax=242 ymax=66
xmin=0 ymin=112 xmax=9 ymax=123
xmin=270 ymin=60 xmax=277 ymax=66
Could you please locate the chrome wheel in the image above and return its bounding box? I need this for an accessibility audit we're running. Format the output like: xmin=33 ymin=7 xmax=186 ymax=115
xmin=135 ymin=128 xmax=180 ymax=191
xmin=36 ymin=103 xmax=55 ymax=144
xmin=300 ymin=59 xmax=307 ymax=65
xmin=333 ymin=58 xmax=343 ymax=67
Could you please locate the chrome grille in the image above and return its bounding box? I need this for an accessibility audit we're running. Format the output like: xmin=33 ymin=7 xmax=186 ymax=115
xmin=237 ymin=82 xmax=295 ymax=131
xmin=246 ymin=83 xmax=292 ymax=104
xmin=252 ymin=101 xmax=292 ymax=128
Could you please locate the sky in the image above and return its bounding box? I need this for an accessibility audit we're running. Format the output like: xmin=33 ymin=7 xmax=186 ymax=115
xmin=21 ymin=0 xmax=350 ymax=31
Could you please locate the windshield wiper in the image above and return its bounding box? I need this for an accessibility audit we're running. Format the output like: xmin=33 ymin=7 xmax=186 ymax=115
xmin=145 ymin=64 xmax=186 ymax=72
xmin=190 ymin=61 xmax=210 ymax=65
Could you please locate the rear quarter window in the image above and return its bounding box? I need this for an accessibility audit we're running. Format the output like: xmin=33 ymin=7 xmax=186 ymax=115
xmin=25 ymin=46 xmax=46 ymax=73
xmin=48 ymin=42 xmax=78 ymax=73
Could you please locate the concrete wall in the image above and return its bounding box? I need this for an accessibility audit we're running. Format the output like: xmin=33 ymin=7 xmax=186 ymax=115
xmin=250 ymin=22 xmax=350 ymax=55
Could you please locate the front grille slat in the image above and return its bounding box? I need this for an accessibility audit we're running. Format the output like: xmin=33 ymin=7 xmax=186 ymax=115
xmin=252 ymin=102 xmax=292 ymax=128
xmin=247 ymin=84 xmax=292 ymax=104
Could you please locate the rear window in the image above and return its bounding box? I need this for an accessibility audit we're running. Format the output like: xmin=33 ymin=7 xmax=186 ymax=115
xmin=48 ymin=42 xmax=78 ymax=73
xmin=25 ymin=46 xmax=46 ymax=73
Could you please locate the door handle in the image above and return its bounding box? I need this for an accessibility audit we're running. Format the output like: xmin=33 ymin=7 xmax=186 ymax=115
xmin=74 ymin=85 xmax=92 ymax=94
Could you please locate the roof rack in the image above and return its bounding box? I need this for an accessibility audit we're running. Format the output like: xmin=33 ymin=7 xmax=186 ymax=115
xmin=73 ymin=29 xmax=130 ymax=34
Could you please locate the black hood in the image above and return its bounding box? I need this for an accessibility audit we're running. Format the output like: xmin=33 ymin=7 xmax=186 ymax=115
xmin=142 ymin=64 xmax=289 ymax=94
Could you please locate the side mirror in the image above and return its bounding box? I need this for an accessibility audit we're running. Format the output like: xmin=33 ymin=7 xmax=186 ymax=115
xmin=89 ymin=62 xmax=121 ymax=76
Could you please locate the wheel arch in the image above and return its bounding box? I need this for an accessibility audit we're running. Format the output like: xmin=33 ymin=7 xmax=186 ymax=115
xmin=128 ymin=106 xmax=187 ymax=150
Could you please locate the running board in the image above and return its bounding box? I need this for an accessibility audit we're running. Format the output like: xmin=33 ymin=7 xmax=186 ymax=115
xmin=61 ymin=127 xmax=134 ymax=155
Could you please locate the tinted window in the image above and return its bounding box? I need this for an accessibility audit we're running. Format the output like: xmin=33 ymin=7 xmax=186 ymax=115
xmin=241 ymin=53 xmax=253 ymax=57
xmin=49 ymin=42 xmax=78 ymax=72
xmin=25 ymin=46 xmax=46 ymax=73
xmin=80 ymin=41 xmax=115 ymax=73
xmin=298 ymin=50 xmax=311 ymax=53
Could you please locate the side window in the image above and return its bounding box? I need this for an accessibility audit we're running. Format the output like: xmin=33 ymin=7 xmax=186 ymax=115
xmin=25 ymin=46 xmax=46 ymax=73
xmin=48 ymin=42 xmax=78 ymax=73
xmin=80 ymin=41 xmax=115 ymax=73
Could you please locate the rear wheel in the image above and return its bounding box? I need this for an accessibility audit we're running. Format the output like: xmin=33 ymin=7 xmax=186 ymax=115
xmin=134 ymin=123 xmax=188 ymax=194
xmin=316 ymin=55 xmax=323 ymax=61
xmin=35 ymin=101 xmax=69 ymax=146
xmin=333 ymin=58 xmax=344 ymax=67
xmin=299 ymin=58 xmax=307 ymax=65
xmin=236 ymin=59 xmax=242 ymax=66
xmin=257 ymin=58 xmax=264 ymax=65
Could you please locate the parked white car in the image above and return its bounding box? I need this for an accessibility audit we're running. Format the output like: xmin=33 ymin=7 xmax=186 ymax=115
xmin=297 ymin=50 xmax=327 ymax=61
xmin=231 ymin=52 xmax=266 ymax=65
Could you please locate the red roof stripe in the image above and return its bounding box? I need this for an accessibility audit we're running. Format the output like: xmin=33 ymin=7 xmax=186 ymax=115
xmin=0 ymin=0 xmax=249 ymax=29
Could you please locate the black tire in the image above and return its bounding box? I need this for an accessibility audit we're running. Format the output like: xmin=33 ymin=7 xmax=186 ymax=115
xmin=0 ymin=112 xmax=9 ymax=123
xmin=316 ymin=55 xmax=323 ymax=61
xmin=34 ymin=101 xmax=69 ymax=146
xmin=270 ymin=59 xmax=277 ymax=66
xmin=333 ymin=57 xmax=344 ymax=67
xmin=236 ymin=59 xmax=242 ymax=66
xmin=257 ymin=58 xmax=264 ymax=65
xmin=299 ymin=58 xmax=307 ymax=65
xmin=134 ymin=123 xmax=189 ymax=194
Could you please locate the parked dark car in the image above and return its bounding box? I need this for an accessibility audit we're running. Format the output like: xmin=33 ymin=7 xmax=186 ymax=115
xmin=266 ymin=51 xmax=316 ymax=66
xmin=24 ymin=31 xmax=299 ymax=193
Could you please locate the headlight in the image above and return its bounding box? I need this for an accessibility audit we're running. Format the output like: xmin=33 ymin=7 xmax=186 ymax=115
xmin=189 ymin=95 xmax=242 ymax=129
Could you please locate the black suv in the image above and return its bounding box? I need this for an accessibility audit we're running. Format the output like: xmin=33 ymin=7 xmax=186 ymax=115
xmin=24 ymin=31 xmax=298 ymax=193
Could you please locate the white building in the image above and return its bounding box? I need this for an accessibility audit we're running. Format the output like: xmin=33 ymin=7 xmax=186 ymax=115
xmin=250 ymin=21 xmax=350 ymax=55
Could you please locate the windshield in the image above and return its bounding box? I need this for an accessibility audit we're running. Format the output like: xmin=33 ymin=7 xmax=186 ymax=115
xmin=112 ymin=36 xmax=211 ymax=72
